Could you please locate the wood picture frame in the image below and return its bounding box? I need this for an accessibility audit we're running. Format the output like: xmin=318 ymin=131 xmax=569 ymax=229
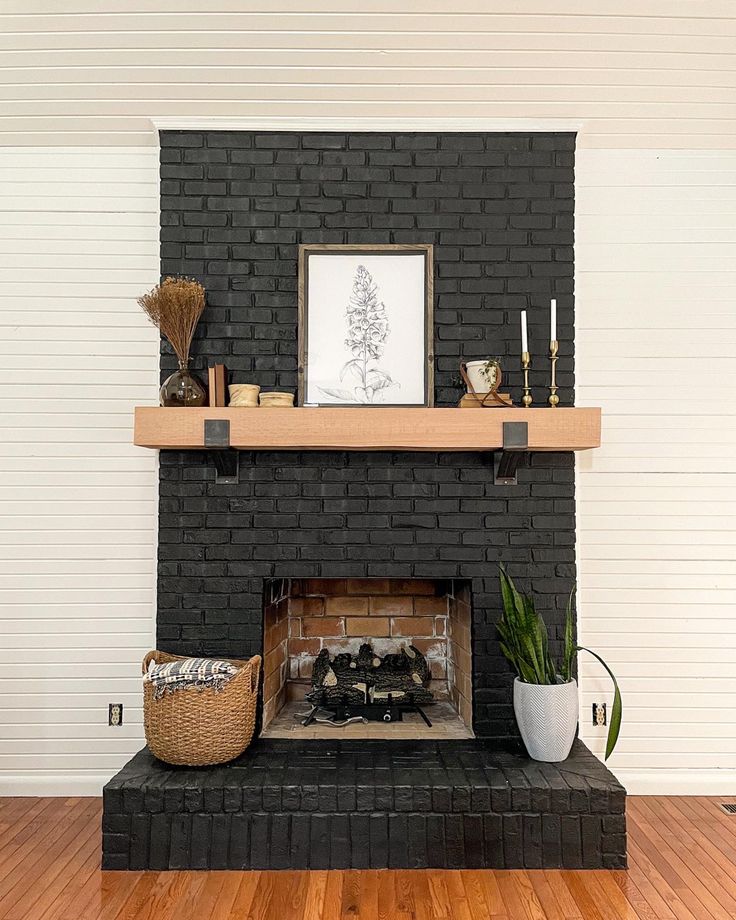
xmin=298 ymin=244 xmax=434 ymax=407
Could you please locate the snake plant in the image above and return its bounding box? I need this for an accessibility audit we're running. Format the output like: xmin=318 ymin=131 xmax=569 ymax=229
xmin=498 ymin=566 xmax=622 ymax=760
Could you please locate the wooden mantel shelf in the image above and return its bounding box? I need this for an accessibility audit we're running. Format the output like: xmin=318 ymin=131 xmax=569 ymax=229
xmin=134 ymin=407 xmax=601 ymax=452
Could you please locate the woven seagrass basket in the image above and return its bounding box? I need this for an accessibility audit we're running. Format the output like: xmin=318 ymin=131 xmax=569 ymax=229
xmin=142 ymin=650 xmax=261 ymax=766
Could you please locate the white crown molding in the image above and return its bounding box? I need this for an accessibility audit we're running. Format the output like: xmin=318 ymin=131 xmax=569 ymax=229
xmin=151 ymin=116 xmax=582 ymax=133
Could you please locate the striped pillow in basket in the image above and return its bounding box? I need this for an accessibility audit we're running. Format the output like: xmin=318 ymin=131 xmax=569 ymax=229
xmin=144 ymin=657 xmax=238 ymax=699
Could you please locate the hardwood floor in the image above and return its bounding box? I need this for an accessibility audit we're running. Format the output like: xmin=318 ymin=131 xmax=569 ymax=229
xmin=0 ymin=796 xmax=734 ymax=919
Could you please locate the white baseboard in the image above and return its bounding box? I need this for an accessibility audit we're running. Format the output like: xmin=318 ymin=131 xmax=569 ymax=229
xmin=0 ymin=775 xmax=109 ymax=797
xmin=616 ymin=770 xmax=736 ymax=796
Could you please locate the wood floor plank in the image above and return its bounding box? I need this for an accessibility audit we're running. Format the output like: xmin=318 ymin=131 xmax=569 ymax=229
xmin=497 ymin=870 xmax=548 ymax=920
xmin=321 ymin=870 xmax=345 ymax=920
xmin=265 ymin=870 xmax=308 ymax=920
xmin=207 ymin=872 xmax=246 ymax=920
xmin=71 ymin=867 xmax=144 ymax=920
xmin=0 ymin=798 xmax=37 ymax=828
xmin=377 ymin=871 xmax=410 ymax=920
xmin=340 ymin=868 xmax=362 ymax=918
xmin=112 ymin=871 xmax=169 ymax=920
xmin=631 ymin=798 xmax=736 ymax=920
xmin=302 ymin=870 xmax=328 ymax=920
xmin=587 ymin=870 xmax=643 ymax=920
xmin=610 ymin=862 xmax=675 ymax=920
xmin=459 ymin=870 xmax=496 ymax=920
xmin=0 ymin=799 xmax=99 ymax=915
xmin=235 ymin=871 xmax=274 ymax=920
xmin=0 ymin=799 xmax=66 ymax=866
xmin=467 ymin=869 xmax=509 ymax=919
xmin=425 ymin=869 xmax=452 ymax=920
xmin=524 ymin=871 xmax=567 ymax=920
xmin=12 ymin=815 xmax=100 ymax=920
xmin=1 ymin=796 xmax=736 ymax=920
xmin=630 ymin=840 xmax=702 ymax=920
xmin=563 ymin=870 xmax=613 ymax=920
xmin=675 ymin=797 xmax=736 ymax=858
xmin=36 ymin=837 xmax=101 ymax=920
xmin=285 ymin=870 xmax=311 ymax=920
xmin=119 ymin=871 xmax=180 ymax=920
xmin=652 ymin=797 xmax=736 ymax=897
xmin=542 ymin=869 xmax=583 ymax=919
xmin=438 ymin=870 xmax=474 ymax=920
xmin=222 ymin=870 xmax=262 ymax=919
xmin=355 ymin=868 xmax=378 ymax=920
xmin=183 ymin=870 xmax=226 ymax=920
xmin=627 ymin=832 xmax=710 ymax=920
xmin=166 ymin=873 xmax=209 ymax=920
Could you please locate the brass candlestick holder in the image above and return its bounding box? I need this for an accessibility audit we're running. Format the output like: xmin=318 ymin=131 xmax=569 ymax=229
xmin=548 ymin=340 xmax=559 ymax=407
xmin=521 ymin=351 xmax=532 ymax=407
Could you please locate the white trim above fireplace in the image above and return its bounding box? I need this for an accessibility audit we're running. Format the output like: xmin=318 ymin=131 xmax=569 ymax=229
xmin=151 ymin=117 xmax=583 ymax=133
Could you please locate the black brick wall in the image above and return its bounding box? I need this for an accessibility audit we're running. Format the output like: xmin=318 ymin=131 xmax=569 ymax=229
xmin=158 ymin=131 xmax=576 ymax=742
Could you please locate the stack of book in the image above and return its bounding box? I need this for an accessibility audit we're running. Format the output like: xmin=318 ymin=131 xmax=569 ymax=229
xmin=458 ymin=392 xmax=513 ymax=408
xmin=208 ymin=364 xmax=227 ymax=407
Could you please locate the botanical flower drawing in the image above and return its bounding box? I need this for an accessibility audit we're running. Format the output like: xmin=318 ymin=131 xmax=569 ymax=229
xmin=319 ymin=264 xmax=398 ymax=403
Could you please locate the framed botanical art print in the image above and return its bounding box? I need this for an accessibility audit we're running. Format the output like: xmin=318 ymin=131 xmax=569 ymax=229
xmin=298 ymin=244 xmax=434 ymax=407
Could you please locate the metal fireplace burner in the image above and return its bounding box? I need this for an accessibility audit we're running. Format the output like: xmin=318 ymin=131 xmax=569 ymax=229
xmin=300 ymin=642 xmax=434 ymax=727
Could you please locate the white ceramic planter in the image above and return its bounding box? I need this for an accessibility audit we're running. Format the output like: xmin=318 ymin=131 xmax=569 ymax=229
xmin=464 ymin=359 xmax=498 ymax=393
xmin=513 ymin=677 xmax=579 ymax=762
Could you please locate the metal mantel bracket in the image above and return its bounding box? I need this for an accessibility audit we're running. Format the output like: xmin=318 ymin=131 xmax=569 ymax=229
xmin=493 ymin=420 xmax=529 ymax=486
xmin=204 ymin=419 xmax=239 ymax=484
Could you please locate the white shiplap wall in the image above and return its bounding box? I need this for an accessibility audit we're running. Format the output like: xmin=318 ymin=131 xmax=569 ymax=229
xmin=0 ymin=0 xmax=735 ymax=148
xmin=576 ymin=149 xmax=736 ymax=793
xmin=0 ymin=147 xmax=160 ymax=794
xmin=5 ymin=146 xmax=733 ymax=796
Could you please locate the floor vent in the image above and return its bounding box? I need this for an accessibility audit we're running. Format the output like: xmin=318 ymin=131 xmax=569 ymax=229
xmin=721 ymin=803 xmax=736 ymax=815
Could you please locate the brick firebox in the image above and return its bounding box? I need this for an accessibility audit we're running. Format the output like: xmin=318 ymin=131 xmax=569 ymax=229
xmin=260 ymin=577 xmax=474 ymax=734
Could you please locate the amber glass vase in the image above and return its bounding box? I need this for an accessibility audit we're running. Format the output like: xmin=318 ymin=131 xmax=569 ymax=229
xmin=159 ymin=361 xmax=207 ymax=407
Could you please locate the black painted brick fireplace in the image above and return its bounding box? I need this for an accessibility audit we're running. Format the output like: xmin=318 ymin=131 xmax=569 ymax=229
xmin=157 ymin=129 xmax=576 ymax=742
xmin=102 ymin=131 xmax=627 ymax=871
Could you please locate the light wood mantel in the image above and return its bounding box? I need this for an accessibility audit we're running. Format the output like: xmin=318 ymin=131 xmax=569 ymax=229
xmin=134 ymin=407 xmax=601 ymax=452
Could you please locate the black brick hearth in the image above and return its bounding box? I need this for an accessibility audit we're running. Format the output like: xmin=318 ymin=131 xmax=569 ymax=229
xmin=103 ymin=739 xmax=626 ymax=870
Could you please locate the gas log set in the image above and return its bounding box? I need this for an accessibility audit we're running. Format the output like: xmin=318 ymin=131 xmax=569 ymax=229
xmin=301 ymin=643 xmax=435 ymax=727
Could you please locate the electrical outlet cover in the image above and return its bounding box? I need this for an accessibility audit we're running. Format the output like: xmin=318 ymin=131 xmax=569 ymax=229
xmin=109 ymin=703 xmax=123 ymax=726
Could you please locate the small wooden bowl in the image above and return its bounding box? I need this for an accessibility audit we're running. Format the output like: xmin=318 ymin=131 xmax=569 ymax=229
xmin=259 ymin=391 xmax=294 ymax=408
xmin=228 ymin=383 xmax=260 ymax=407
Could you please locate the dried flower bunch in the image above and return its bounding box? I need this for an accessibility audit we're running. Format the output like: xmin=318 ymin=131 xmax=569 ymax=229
xmin=137 ymin=277 xmax=206 ymax=366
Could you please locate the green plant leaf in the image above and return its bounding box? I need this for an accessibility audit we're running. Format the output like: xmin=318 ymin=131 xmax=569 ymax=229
xmin=498 ymin=566 xmax=556 ymax=685
xmin=578 ymin=645 xmax=622 ymax=760
xmin=561 ymin=586 xmax=576 ymax=682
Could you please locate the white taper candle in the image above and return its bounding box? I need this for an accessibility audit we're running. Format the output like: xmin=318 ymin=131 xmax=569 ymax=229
xmin=521 ymin=310 xmax=528 ymax=354
xmin=550 ymin=299 xmax=557 ymax=342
